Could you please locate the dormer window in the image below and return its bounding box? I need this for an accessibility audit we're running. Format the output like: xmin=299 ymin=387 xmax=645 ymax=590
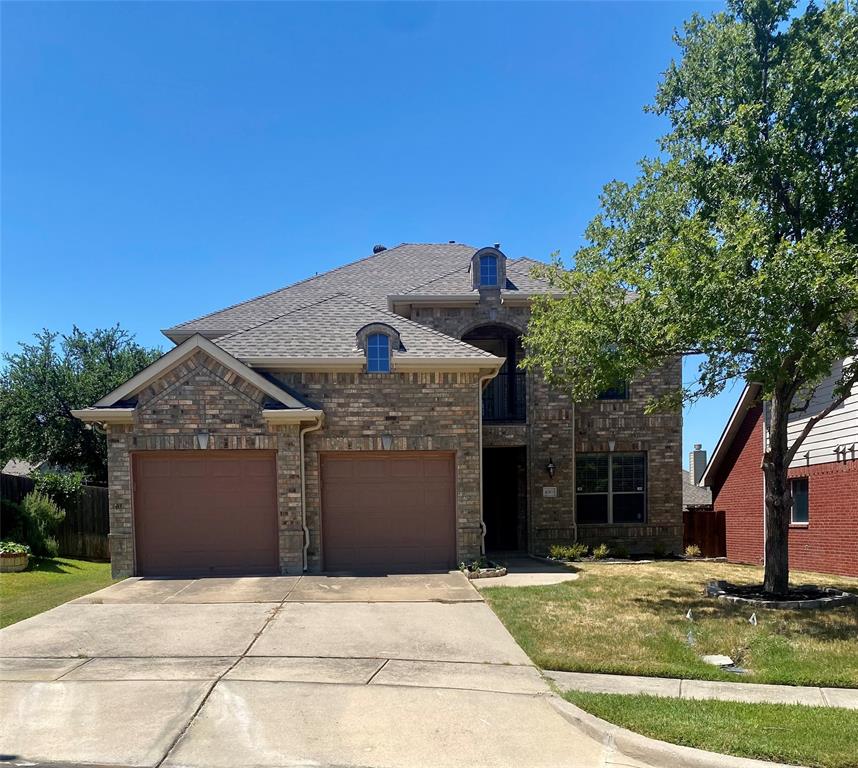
xmin=367 ymin=333 xmax=390 ymax=373
xmin=479 ymin=254 xmax=498 ymax=287
xmin=471 ymin=246 xmax=506 ymax=291
xmin=356 ymin=322 xmax=401 ymax=374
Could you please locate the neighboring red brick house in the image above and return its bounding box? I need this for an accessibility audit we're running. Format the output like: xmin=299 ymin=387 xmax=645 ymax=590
xmin=701 ymin=365 xmax=858 ymax=578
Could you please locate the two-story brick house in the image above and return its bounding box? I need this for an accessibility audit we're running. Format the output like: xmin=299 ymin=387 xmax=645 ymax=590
xmin=73 ymin=243 xmax=682 ymax=577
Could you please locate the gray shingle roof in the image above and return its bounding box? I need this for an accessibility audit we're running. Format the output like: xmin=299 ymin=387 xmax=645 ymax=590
xmin=400 ymin=257 xmax=553 ymax=296
xmin=167 ymin=243 xmax=481 ymax=334
xmin=166 ymin=244 xmax=553 ymax=335
xmin=215 ymin=293 xmax=499 ymax=362
xmin=682 ymin=470 xmax=713 ymax=507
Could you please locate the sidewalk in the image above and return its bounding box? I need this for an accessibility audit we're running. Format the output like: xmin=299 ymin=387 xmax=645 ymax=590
xmin=545 ymin=670 xmax=858 ymax=709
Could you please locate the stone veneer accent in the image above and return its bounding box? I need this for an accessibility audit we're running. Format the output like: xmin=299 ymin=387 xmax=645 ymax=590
xmin=272 ymin=370 xmax=484 ymax=570
xmin=105 ymin=350 xmax=304 ymax=578
xmin=405 ymin=295 xmax=682 ymax=555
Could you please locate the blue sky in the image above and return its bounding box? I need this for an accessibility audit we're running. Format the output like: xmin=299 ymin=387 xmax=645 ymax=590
xmin=1 ymin=1 xmax=738 ymax=467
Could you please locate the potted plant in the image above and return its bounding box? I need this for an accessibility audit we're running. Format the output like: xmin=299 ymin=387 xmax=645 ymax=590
xmin=0 ymin=541 xmax=31 ymax=573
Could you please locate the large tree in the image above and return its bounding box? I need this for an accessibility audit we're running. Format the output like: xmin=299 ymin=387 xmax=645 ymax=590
xmin=524 ymin=0 xmax=857 ymax=595
xmin=0 ymin=326 xmax=161 ymax=483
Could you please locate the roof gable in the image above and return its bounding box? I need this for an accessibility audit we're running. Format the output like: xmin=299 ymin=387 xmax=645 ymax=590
xmin=88 ymin=335 xmax=314 ymax=410
xmin=214 ymin=293 xmax=503 ymax=369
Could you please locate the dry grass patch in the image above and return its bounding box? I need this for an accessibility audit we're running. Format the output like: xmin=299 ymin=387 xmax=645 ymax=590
xmin=482 ymin=561 xmax=858 ymax=687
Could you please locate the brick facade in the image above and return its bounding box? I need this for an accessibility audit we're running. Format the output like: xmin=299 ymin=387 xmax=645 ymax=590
xmin=104 ymin=292 xmax=683 ymax=576
xmin=272 ymin=370 xmax=483 ymax=571
xmin=710 ymin=404 xmax=858 ymax=578
xmin=405 ymin=295 xmax=683 ymax=555
xmin=105 ymin=350 xmax=303 ymax=578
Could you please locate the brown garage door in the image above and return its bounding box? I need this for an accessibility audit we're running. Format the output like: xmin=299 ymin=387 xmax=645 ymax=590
xmin=133 ymin=451 xmax=278 ymax=577
xmin=321 ymin=452 xmax=456 ymax=573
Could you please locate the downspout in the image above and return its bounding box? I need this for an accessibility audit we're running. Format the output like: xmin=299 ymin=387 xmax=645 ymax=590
xmin=571 ymin=401 xmax=577 ymax=544
xmin=761 ymin=400 xmax=768 ymax=568
xmin=299 ymin=416 xmax=324 ymax=572
xmin=478 ymin=364 xmax=503 ymax=555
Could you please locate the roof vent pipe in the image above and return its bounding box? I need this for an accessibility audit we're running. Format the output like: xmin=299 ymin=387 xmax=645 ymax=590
xmin=372 ymin=244 xmax=387 ymax=254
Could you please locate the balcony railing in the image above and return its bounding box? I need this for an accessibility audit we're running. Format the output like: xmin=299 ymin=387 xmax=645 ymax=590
xmin=483 ymin=371 xmax=527 ymax=423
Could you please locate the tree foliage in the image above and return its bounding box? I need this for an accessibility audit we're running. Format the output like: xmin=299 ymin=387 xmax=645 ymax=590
xmin=524 ymin=0 xmax=858 ymax=594
xmin=0 ymin=326 xmax=161 ymax=482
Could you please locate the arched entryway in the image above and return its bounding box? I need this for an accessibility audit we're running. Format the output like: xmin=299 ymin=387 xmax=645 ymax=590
xmin=462 ymin=324 xmax=526 ymax=423
xmin=463 ymin=324 xmax=529 ymax=553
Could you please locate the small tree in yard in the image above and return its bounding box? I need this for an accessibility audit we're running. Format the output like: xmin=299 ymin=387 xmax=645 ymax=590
xmin=524 ymin=0 xmax=857 ymax=595
xmin=0 ymin=326 xmax=161 ymax=483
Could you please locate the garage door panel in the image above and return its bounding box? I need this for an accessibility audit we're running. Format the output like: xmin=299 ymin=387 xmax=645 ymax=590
xmin=321 ymin=452 xmax=455 ymax=573
xmin=133 ymin=451 xmax=278 ymax=577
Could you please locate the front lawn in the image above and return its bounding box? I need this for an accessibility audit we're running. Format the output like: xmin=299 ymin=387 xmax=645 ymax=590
xmin=482 ymin=561 xmax=858 ymax=687
xmin=0 ymin=557 xmax=115 ymax=628
xmin=566 ymin=692 xmax=858 ymax=768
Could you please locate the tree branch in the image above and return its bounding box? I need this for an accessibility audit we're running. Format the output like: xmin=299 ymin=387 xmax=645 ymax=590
xmin=786 ymin=387 xmax=854 ymax=465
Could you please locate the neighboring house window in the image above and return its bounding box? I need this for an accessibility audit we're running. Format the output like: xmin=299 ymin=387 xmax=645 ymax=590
xmin=597 ymin=381 xmax=629 ymax=400
xmin=479 ymin=254 xmax=498 ymax=287
xmin=576 ymin=452 xmax=647 ymax=524
xmin=791 ymin=477 xmax=809 ymax=524
xmin=366 ymin=333 xmax=390 ymax=373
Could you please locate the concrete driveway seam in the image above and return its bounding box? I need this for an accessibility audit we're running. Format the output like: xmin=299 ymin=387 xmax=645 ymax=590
xmin=154 ymin=586 xmax=292 ymax=767
xmin=53 ymin=657 xmax=94 ymax=681
xmin=365 ymin=658 xmax=390 ymax=684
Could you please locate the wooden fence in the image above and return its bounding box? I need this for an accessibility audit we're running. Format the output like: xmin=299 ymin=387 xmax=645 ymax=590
xmin=683 ymin=506 xmax=726 ymax=558
xmin=1 ymin=473 xmax=110 ymax=560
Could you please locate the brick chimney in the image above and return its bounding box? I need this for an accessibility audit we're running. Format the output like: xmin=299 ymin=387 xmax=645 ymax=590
xmin=689 ymin=443 xmax=707 ymax=485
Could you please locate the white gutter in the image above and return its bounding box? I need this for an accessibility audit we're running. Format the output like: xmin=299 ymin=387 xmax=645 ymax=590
xmin=71 ymin=408 xmax=135 ymax=425
xmin=299 ymin=417 xmax=324 ymax=572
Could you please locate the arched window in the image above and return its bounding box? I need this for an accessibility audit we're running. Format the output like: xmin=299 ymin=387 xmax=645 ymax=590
xmin=367 ymin=333 xmax=391 ymax=373
xmin=479 ymin=254 xmax=498 ymax=287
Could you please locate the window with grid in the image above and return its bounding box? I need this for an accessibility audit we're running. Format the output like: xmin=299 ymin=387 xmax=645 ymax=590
xmin=367 ymin=333 xmax=390 ymax=373
xmin=791 ymin=477 xmax=809 ymax=524
xmin=575 ymin=452 xmax=647 ymax=524
xmin=479 ymin=254 xmax=498 ymax=287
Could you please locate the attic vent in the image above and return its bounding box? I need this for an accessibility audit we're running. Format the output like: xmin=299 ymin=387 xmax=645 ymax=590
xmin=373 ymin=244 xmax=387 ymax=254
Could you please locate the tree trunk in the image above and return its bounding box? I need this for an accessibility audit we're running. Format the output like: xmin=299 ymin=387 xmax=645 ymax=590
xmin=762 ymin=388 xmax=792 ymax=596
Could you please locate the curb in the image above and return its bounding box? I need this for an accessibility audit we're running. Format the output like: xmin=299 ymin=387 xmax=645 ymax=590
xmin=545 ymin=693 xmax=807 ymax=768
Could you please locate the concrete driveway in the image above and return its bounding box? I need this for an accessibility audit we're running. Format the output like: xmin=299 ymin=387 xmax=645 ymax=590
xmin=0 ymin=572 xmax=642 ymax=768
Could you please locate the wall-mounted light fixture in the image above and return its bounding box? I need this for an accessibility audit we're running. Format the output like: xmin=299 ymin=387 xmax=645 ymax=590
xmin=381 ymin=434 xmax=393 ymax=450
xmin=546 ymin=457 xmax=556 ymax=478
xmin=196 ymin=431 xmax=210 ymax=450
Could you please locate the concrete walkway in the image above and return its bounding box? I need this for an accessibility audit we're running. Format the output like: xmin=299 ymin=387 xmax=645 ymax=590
xmin=0 ymin=572 xmax=650 ymax=768
xmin=546 ymin=669 xmax=858 ymax=709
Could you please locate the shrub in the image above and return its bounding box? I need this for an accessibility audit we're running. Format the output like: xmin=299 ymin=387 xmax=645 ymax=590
xmin=592 ymin=543 xmax=610 ymax=560
xmin=685 ymin=544 xmax=702 ymax=558
xmin=0 ymin=540 xmax=31 ymax=555
xmin=0 ymin=498 xmax=25 ymax=543
xmin=33 ymin=470 xmax=85 ymax=511
xmin=549 ymin=543 xmax=589 ymax=561
xmin=613 ymin=543 xmax=630 ymax=559
xmin=652 ymin=541 xmax=667 ymax=558
xmin=21 ymin=490 xmax=65 ymax=557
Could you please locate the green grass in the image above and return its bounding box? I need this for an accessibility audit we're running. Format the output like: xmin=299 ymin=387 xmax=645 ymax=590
xmin=482 ymin=561 xmax=858 ymax=687
xmin=566 ymin=692 xmax=858 ymax=768
xmin=0 ymin=557 xmax=115 ymax=628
